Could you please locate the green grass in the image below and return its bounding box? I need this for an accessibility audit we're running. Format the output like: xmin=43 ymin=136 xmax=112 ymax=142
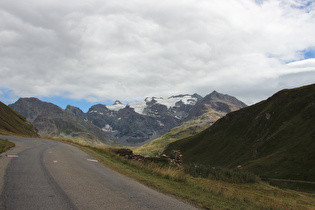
xmin=0 ymin=139 xmax=15 ymax=153
xmin=58 ymin=138 xmax=315 ymax=209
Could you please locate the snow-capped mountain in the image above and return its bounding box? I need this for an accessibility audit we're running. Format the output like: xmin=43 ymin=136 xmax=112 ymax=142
xmin=101 ymin=94 xmax=200 ymax=115
xmin=129 ymin=94 xmax=200 ymax=115
xmin=68 ymin=91 xmax=245 ymax=146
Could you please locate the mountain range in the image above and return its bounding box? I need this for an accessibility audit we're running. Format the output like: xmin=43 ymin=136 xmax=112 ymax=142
xmin=164 ymin=84 xmax=315 ymax=181
xmin=9 ymin=91 xmax=247 ymax=146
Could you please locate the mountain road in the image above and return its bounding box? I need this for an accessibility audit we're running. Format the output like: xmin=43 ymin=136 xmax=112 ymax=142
xmin=0 ymin=135 xmax=197 ymax=210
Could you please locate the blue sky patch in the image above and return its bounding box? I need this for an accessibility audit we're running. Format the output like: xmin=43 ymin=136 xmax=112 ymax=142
xmin=302 ymin=48 xmax=315 ymax=59
xmin=0 ymin=88 xmax=17 ymax=105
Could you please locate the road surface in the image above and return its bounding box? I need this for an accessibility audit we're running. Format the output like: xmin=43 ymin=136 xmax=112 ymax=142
xmin=0 ymin=135 xmax=197 ymax=210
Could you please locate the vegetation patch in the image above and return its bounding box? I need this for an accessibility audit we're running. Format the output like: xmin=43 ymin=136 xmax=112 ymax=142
xmin=0 ymin=139 xmax=15 ymax=153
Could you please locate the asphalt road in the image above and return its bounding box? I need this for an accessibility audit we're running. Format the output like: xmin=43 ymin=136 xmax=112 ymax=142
xmin=0 ymin=135 xmax=197 ymax=210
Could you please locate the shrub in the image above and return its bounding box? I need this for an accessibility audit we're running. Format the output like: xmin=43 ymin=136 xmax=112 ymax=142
xmin=113 ymin=148 xmax=133 ymax=156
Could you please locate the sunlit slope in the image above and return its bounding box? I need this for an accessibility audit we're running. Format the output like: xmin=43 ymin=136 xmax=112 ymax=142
xmin=0 ymin=101 xmax=38 ymax=137
xmin=133 ymin=113 xmax=218 ymax=156
xmin=165 ymin=84 xmax=315 ymax=181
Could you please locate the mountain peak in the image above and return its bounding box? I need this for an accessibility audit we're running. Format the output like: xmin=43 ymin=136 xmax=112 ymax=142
xmin=113 ymin=100 xmax=123 ymax=105
xmin=65 ymin=105 xmax=85 ymax=118
xmin=16 ymin=97 xmax=42 ymax=104
xmin=107 ymin=100 xmax=126 ymax=111
xmin=209 ymin=90 xmax=220 ymax=97
xmin=205 ymin=91 xmax=247 ymax=107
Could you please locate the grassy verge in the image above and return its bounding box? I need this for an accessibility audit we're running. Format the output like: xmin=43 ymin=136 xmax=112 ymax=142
xmin=58 ymin=138 xmax=315 ymax=209
xmin=0 ymin=139 xmax=15 ymax=153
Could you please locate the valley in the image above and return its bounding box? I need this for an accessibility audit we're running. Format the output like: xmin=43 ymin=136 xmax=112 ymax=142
xmin=1 ymin=84 xmax=315 ymax=209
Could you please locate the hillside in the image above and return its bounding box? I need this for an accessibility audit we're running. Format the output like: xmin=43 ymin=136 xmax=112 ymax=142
xmin=164 ymin=84 xmax=315 ymax=181
xmin=0 ymin=101 xmax=38 ymax=137
xmin=9 ymin=98 xmax=114 ymax=145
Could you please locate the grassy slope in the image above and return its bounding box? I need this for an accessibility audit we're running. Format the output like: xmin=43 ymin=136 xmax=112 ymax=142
xmin=0 ymin=139 xmax=15 ymax=153
xmin=133 ymin=112 xmax=222 ymax=157
xmin=165 ymin=84 xmax=315 ymax=181
xmin=61 ymin=139 xmax=315 ymax=209
xmin=0 ymin=101 xmax=38 ymax=137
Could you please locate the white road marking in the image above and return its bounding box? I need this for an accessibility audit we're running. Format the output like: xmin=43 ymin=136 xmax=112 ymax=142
xmin=6 ymin=154 xmax=19 ymax=158
xmin=87 ymin=159 xmax=98 ymax=162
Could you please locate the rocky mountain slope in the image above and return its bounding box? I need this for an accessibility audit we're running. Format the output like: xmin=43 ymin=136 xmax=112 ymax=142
xmin=9 ymin=98 xmax=114 ymax=145
xmin=66 ymin=91 xmax=246 ymax=145
xmin=0 ymin=101 xmax=38 ymax=137
xmin=164 ymin=84 xmax=315 ymax=181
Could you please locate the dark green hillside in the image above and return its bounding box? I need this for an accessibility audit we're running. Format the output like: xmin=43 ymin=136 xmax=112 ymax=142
xmin=0 ymin=101 xmax=38 ymax=137
xmin=165 ymin=84 xmax=315 ymax=181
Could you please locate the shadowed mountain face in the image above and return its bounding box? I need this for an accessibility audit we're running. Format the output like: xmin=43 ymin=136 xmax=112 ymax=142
xmin=0 ymin=101 xmax=38 ymax=137
xmin=164 ymin=84 xmax=315 ymax=181
xmin=9 ymin=98 xmax=114 ymax=145
xmin=10 ymin=91 xmax=246 ymax=146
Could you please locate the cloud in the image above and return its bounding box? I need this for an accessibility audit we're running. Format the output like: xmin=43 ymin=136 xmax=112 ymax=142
xmin=0 ymin=0 xmax=315 ymax=105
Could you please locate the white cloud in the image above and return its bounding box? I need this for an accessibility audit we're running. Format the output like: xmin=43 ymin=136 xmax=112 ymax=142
xmin=0 ymin=0 xmax=315 ymax=105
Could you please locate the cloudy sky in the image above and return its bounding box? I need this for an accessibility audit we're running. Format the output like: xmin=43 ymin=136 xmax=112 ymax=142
xmin=1 ymin=0 xmax=315 ymax=112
